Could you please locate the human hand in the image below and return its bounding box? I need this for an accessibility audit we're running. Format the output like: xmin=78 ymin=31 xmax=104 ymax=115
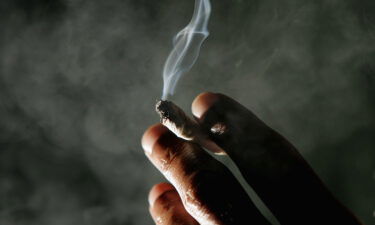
xmin=142 ymin=93 xmax=362 ymax=225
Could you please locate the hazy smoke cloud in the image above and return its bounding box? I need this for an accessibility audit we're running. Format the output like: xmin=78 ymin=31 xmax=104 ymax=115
xmin=0 ymin=0 xmax=374 ymax=224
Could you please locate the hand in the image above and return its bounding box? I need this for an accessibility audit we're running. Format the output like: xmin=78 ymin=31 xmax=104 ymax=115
xmin=142 ymin=93 xmax=362 ymax=225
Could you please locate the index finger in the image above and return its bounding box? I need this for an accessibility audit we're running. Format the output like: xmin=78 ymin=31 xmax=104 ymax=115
xmin=192 ymin=92 xmax=362 ymax=225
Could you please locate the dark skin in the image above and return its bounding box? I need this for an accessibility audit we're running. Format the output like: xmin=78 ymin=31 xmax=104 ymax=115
xmin=142 ymin=92 xmax=362 ymax=225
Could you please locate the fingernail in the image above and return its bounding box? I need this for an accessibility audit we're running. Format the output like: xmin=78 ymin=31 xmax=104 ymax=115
xmin=192 ymin=92 xmax=219 ymax=119
xmin=142 ymin=124 xmax=169 ymax=155
xmin=141 ymin=132 xmax=153 ymax=155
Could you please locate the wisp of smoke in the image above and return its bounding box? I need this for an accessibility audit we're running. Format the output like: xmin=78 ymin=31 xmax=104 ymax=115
xmin=161 ymin=0 xmax=211 ymax=100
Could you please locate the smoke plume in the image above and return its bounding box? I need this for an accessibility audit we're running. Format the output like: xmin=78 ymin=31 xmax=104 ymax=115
xmin=162 ymin=0 xmax=211 ymax=99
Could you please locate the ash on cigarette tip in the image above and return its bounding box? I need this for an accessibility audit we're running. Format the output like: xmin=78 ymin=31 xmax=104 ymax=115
xmin=155 ymin=100 xmax=201 ymax=141
xmin=155 ymin=100 xmax=174 ymax=120
xmin=155 ymin=100 xmax=226 ymax=154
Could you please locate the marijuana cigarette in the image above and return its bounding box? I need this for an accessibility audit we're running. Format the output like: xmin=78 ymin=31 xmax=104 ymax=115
xmin=156 ymin=100 xmax=225 ymax=155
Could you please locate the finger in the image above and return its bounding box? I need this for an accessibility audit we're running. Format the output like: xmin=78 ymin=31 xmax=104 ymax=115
xmin=149 ymin=183 xmax=198 ymax=225
xmin=142 ymin=124 xmax=270 ymax=225
xmin=191 ymin=92 xmax=362 ymax=224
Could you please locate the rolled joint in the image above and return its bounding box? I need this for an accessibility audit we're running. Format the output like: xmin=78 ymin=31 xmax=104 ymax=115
xmin=155 ymin=100 xmax=225 ymax=155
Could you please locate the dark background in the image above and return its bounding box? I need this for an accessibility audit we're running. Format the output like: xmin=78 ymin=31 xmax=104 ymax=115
xmin=0 ymin=0 xmax=374 ymax=224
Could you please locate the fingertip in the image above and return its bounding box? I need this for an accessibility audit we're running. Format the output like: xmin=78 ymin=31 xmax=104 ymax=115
xmin=142 ymin=124 xmax=169 ymax=155
xmin=191 ymin=92 xmax=220 ymax=118
xmin=148 ymin=183 xmax=176 ymax=207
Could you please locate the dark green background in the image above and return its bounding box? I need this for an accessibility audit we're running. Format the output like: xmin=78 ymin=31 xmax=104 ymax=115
xmin=0 ymin=0 xmax=374 ymax=224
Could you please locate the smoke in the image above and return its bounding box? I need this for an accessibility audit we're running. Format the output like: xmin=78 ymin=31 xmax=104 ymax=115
xmin=161 ymin=0 xmax=211 ymax=100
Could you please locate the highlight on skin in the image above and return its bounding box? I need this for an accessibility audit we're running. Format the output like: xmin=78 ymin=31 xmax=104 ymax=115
xmin=162 ymin=0 xmax=211 ymax=100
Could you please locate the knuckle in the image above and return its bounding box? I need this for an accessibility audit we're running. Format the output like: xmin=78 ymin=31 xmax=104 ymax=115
xmin=153 ymin=190 xmax=179 ymax=212
xmin=152 ymin=191 xmax=196 ymax=225
xmin=154 ymin=131 xmax=187 ymax=172
xmin=189 ymin=169 xmax=219 ymax=196
xmin=169 ymin=214 xmax=190 ymax=225
xmin=182 ymin=186 xmax=203 ymax=214
xmin=182 ymin=169 xmax=222 ymax=213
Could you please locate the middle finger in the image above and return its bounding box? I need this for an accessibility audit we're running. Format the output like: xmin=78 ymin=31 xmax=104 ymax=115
xmin=142 ymin=123 xmax=270 ymax=225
